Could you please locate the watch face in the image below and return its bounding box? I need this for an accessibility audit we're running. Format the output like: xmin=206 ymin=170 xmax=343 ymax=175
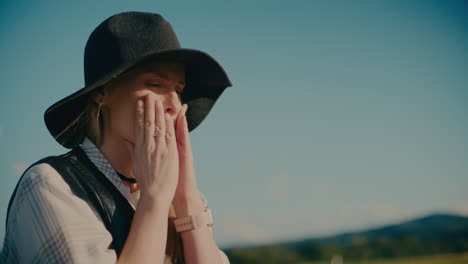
xmin=174 ymin=217 xmax=194 ymax=232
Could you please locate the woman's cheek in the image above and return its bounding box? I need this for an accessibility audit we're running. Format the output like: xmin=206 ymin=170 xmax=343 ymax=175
xmin=113 ymin=107 xmax=134 ymax=140
xmin=126 ymin=111 xmax=136 ymax=140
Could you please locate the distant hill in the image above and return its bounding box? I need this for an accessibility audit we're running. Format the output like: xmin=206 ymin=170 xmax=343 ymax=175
xmin=223 ymin=213 xmax=468 ymax=264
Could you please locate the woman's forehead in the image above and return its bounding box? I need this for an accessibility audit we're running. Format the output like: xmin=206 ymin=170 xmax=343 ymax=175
xmin=137 ymin=60 xmax=185 ymax=81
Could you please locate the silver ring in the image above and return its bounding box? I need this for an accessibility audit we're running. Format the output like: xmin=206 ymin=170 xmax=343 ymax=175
xmin=145 ymin=121 xmax=153 ymax=127
xmin=153 ymin=131 xmax=165 ymax=137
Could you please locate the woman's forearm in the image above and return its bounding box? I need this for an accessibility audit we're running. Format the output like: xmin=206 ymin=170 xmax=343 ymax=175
xmin=117 ymin=194 xmax=171 ymax=264
xmin=174 ymin=196 xmax=222 ymax=264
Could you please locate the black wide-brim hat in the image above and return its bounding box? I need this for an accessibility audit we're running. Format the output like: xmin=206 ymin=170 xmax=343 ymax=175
xmin=44 ymin=11 xmax=232 ymax=148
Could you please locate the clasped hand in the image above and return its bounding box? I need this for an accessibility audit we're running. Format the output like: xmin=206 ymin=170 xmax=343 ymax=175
xmin=125 ymin=94 xmax=199 ymax=207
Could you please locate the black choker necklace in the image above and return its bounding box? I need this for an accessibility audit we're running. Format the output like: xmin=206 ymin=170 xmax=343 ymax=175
xmin=116 ymin=172 xmax=137 ymax=184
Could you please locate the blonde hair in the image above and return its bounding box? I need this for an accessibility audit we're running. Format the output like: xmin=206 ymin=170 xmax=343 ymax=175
xmin=84 ymin=89 xmax=105 ymax=147
xmin=53 ymin=86 xmax=105 ymax=147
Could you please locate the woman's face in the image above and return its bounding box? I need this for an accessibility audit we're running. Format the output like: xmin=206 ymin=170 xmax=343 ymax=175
xmin=99 ymin=59 xmax=185 ymax=144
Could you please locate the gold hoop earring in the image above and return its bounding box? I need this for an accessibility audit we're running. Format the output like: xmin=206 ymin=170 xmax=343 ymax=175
xmin=96 ymin=103 xmax=102 ymax=121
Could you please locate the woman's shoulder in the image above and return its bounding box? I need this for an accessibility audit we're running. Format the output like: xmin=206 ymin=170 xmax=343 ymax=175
xmin=16 ymin=161 xmax=67 ymax=193
xmin=14 ymin=151 xmax=72 ymax=188
xmin=8 ymin=161 xmax=72 ymax=220
xmin=15 ymin=150 xmax=79 ymax=192
xmin=22 ymin=161 xmax=60 ymax=178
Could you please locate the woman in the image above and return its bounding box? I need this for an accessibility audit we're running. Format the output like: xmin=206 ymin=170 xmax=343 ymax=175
xmin=1 ymin=11 xmax=232 ymax=263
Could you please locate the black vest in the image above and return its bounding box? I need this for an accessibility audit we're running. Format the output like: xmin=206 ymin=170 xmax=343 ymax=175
xmin=5 ymin=147 xmax=184 ymax=263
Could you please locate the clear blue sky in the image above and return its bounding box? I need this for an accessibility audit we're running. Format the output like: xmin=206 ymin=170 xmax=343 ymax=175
xmin=1 ymin=0 xmax=467 ymax=248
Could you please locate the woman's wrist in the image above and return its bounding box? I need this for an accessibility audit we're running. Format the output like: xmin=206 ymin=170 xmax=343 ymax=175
xmin=173 ymin=185 xmax=199 ymax=204
xmin=172 ymin=193 xmax=205 ymax=218
xmin=139 ymin=190 xmax=173 ymax=210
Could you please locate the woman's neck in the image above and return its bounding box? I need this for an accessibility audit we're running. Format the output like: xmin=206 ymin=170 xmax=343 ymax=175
xmin=98 ymin=133 xmax=134 ymax=179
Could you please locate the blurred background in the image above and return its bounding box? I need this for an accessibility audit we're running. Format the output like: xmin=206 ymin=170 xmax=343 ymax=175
xmin=1 ymin=0 xmax=467 ymax=263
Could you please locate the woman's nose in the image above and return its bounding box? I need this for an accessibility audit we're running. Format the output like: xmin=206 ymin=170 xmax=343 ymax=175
xmin=163 ymin=90 xmax=182 ymax=118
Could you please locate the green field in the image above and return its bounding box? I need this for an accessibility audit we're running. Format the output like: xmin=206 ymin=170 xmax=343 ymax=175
xmin=299 ymin=253 xmax=468 ymax=264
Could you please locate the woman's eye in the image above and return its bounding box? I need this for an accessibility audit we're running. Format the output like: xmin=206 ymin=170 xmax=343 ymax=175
xmin=146 ymin=83 xmax=161 ymax=87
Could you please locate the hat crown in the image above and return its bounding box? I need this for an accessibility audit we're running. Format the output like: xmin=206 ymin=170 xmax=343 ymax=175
xmin=84 ymin=11 xmax=181 ymax=86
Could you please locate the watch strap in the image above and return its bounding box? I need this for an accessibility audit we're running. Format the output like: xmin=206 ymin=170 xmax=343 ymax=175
xmin=174 ymin=207 xmax=213 ymax=232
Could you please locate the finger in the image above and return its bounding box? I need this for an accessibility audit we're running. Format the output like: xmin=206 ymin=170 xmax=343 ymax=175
xmin=165 ymin=112 xmax=176 ymax=149
xmin=154 ymin=97 xmax=167 ymax=147
xmin=177 ymin=104 xmax=191 ymax=152
xmin=175 ymin=104 xmax=186 ymax=146
xmin=182 ymin=105 xmax=192 ymax=153
xmin=135 ymin=99 xmax=144 ymax=146
xmin=144 ymin=94 xmax=155 ymax=144
xmin=175 ymin=104 xmax=183 ymax=146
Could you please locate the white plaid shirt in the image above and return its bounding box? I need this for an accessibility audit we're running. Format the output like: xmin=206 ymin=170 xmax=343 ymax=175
xmin=1 ymin=137 xmax=229 ymax=263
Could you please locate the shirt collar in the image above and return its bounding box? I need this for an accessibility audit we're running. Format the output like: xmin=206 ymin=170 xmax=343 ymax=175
xmin=79 ymin=137 xmax=139 ymax=209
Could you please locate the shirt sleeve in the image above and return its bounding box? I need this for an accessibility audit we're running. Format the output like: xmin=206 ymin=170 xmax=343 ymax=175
xmin=6 ymin=163 xmax=118 ymax=264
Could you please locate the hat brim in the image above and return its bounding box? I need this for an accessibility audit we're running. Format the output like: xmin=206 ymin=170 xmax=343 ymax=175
xmin=44 ymin=48 xmax=232 ymax=148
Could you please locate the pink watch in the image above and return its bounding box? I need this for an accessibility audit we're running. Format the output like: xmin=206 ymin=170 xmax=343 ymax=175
xmin=174 ymin=207 xmax=214 ymax=232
